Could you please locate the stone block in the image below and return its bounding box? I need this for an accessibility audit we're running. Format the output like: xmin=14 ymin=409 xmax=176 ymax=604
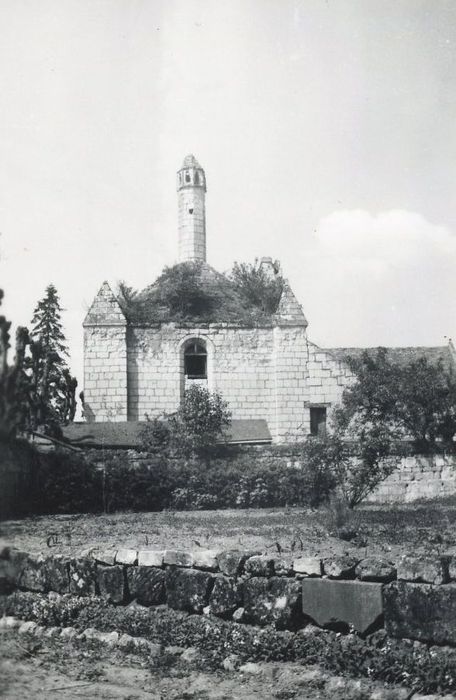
xmin=218 ymin=550 xmax=259 ymax=577
xmin=192 ymin=549 xmax=219 ymax=571
xmin=245 ymin=555 xmax=275 ymax=577
xmin=97 ymin=564 xmax=125 ymax=603
xmin=127 ymin=566 xmax=166 ymax=606
xmin=293 ymin=557 xmax=322 ymax=576
xmin=137 ymin=550 xmax=164 ymax=567
xmin=383 ymin=581 xmax=456 ymax=645
xmin=115 ymin=549 xmax=138 ymax=566
xmin=165 ymin=567 xmax=214 ymax=613
xmin=355 ymin=557 xmax=396 ymax=582
xmin=69 ymin=558 xmax=98 ymax=596
xmin=302 ymin=579 xmax=383 ymax=634
xmin=273 ymin=558 xmax=294 ymax=576
xmin=18 ymin=554 xmax=47 ymax=592
xmin=209 ymin=575 xmax=242 ymax=617
xmin=397 ymin=554 xmax=450 ymax=584
xmin=243 ymin=576 xmax=302 ymax=629
xmin=0 ymin=550 xmax=28 ymax=591
xmin=163 ymin=550 xmax=194 ymax=567
xmin=323 ymin=555 xmax=360 ymax=579
xmin=43 ymin=555 xmax=70 ymax=593
xmin=94 ymin=549 xmax=117 ymax=566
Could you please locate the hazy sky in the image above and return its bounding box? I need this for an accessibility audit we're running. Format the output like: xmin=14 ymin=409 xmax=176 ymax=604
xmin=1 ymin=0 xmax=455 ymax=391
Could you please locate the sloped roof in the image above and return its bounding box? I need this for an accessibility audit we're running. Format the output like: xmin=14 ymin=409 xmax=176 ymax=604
xmin=84 ymin=281 xmax=126 ymax=327
xmin=325 ymin=345 xmax=455 ymax=371
xmin=62 ymin=419 xmax=272 ymax=449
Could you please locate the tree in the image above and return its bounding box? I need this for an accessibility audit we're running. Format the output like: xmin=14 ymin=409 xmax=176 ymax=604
xmin=27 ymin=285 xmax=77 ymax=433
xmin=230 ymin=260 xmax=283 ymax=314
xmin=331 ymin=349 xmax=406 ymax=508
xmin=0 ymin=289 xmax=31 ymax=439
xmin=397 ymin=357 xmax=456 ymax=451
xmin=140 ymin=385 xmax=231 ymax=458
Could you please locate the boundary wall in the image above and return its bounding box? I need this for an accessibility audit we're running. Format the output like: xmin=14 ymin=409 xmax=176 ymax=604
xmin=1 ymin=546 xmax=455 ymax=646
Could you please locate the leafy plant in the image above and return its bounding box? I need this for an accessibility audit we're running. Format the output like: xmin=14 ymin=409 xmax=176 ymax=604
xmin=229 ymin=259 xmax=284 ymax=314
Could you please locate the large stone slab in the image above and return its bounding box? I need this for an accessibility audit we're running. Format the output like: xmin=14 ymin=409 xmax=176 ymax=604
xmin=243 ymin=576 xmax=303 ymax=629
xmin=302 ymin=579 xmax=383 ymax=634
xmin=165 ymin=567 xmax=214 ymax=613
xmin=209 ymin=575 xmax=242 ymax=617
xmin=383 ymin=581 xmax=456 ymax=645
xmin=127 ymin=566 xmax=166 ymax=606
xmin=97 ymin=564 xmax=125 ymax=603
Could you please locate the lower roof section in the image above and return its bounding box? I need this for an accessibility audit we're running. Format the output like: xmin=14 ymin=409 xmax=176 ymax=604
xmin=62 ymin=419 xmax=272 ymax=449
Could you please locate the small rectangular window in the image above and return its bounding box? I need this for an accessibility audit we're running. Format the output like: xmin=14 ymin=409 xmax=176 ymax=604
xmin=310 ymin=407 xmax=327 ymax=437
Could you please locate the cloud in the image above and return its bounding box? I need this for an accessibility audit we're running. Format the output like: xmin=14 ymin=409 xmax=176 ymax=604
xmin=296 ymin=209 xmax=456 ymax=348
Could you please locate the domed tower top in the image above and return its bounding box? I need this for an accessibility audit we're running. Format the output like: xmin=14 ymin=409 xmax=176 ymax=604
xmin=176 ymin=155 xmax=207 ymax=262
xmin=177 ymin=154 xmax=207 ymax=193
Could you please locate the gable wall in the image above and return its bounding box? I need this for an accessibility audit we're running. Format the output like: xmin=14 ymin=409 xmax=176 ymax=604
xmin=127 ymin=325 xmax=277 ymax=427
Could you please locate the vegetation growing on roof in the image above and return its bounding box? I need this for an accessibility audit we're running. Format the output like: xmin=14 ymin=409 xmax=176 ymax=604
xmin=116 ymin=260 xmax=284 ymax=325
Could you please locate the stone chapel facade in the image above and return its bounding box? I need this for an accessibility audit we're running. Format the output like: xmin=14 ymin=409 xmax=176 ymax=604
xmin=82 ymin=155 xmax=353 ymax=443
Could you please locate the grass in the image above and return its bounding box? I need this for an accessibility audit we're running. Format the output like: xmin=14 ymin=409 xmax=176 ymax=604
xmin=1 ymin=497 xmax=456 ymax=560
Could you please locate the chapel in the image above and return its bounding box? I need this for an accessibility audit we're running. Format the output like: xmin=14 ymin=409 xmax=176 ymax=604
xmin=75 ymin=155 xmax=454 ymax=446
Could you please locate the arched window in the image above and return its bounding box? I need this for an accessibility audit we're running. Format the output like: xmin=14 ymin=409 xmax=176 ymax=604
xmin=194 ymin=171 xmax=199 ymax=184
xmin=185 ymin=171 xmax=191 ymax=183
xmin=184 ymin=340 xmax=207 ymax=378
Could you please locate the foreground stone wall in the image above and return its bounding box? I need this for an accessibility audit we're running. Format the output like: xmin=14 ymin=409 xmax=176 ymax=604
xmin=2 ymin=546 xmax=455 ymax=646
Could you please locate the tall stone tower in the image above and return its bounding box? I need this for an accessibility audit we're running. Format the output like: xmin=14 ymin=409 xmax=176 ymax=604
xmin=177 ymin=154 xmax=207 ymax=262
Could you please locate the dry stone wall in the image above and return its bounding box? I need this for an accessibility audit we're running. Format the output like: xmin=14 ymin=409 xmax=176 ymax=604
xmin=2 ymin=545 xmax=456 ymax=646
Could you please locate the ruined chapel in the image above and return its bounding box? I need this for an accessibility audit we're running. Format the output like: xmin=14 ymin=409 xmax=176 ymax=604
xmin=71 ymin=155 xmax=455 ymax=446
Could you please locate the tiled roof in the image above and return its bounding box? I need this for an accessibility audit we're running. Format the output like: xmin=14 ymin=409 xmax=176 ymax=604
xmin=62 ymin=419 xmax=272 ymax=449
xmin=325 ymin=345 xmax=455 ymax=371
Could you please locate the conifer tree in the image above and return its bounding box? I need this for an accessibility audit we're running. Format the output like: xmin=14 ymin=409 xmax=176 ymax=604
xmin=28 ymin=285 xmax=77 ymax=432
xmin=31 ymin=284 xmax=68 ymax=362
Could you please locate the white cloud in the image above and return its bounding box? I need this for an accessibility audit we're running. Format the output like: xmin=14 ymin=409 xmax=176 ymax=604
xmin=294 ymin=209 xmax=456 ymax=348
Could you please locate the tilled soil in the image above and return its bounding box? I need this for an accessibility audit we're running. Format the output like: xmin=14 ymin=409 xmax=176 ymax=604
xmin=1 ymin=502 xmax=455 ymax=562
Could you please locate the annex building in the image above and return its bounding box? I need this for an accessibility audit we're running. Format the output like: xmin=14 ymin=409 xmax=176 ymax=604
xmin=69 ymin=155 xmax=455 ymax=446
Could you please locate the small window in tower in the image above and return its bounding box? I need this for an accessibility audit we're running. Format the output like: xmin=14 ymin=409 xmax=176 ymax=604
xmin=185 ymin=171 xmax=191 ymax=183
xmin=194 ymin=172 xmax=199 ymax=184
xmin=188 ymin=208 xmax=194 ymax=214
xmin=310 ymin=407 xmax=327 ymax=437
xmin=184 ymin=341 xmax=207 ymax=379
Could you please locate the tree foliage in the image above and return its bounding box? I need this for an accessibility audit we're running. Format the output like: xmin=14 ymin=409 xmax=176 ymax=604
xmin=0 ymin=286 xmax=77 ymax=440
xmin=116 ymin=259 xmax=285 ymax=325
xmin=26 ymin=284 xmax=77 ymax=433
xmin=229 ymin=260 xmax=284 ymax=314
xmin=140 ymin=384 xmax=231 ymax=458
xmin=330 ymin=347 xmax=456 ymax=507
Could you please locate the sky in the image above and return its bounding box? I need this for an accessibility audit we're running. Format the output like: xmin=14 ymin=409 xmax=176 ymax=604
xmin=1 ymin=0 xmax=455 ymax=394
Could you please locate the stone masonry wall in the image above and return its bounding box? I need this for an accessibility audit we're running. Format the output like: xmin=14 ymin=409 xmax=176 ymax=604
xmin=84 ymin=326 xmax=128 ymax=422
xmin=127 ymin=323 xmax=350 ymax=442
xmin=2 ymin=546 xmax=456 ymax=646
xmin=366 ymin=454 xmax=456 ymax=503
